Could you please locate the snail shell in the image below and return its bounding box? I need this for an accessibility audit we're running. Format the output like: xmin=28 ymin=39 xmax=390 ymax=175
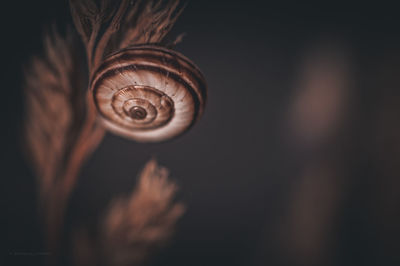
xmin=90 ymin=45 xmax=207 ymax=142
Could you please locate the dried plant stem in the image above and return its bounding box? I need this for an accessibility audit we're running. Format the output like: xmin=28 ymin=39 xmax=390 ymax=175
xmin=61 ymin=93 xmax=104 ymax=195
xmin=44 ymin=93 xmax=105 ymax=262
xmin=91 ymin=0 xmax=129 ymax=77
xmin=86 ymin=22 xmax=101 ymax=76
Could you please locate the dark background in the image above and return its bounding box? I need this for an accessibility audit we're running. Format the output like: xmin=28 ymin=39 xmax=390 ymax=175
xmin=2 ymin=1 xmax=400 ymax=266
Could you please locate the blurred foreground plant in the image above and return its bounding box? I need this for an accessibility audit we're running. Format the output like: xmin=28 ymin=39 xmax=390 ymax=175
xmin=73 ymin=160 xmax=184 ymax=266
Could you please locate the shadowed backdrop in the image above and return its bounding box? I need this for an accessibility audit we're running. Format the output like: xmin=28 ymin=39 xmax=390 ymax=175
xmin=2 ymin=1 xmax=400 ymax=266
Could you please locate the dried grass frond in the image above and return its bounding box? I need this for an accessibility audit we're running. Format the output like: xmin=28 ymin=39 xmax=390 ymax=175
xmin=115 ymin=0 xmax=185 ymax=49
xmin=23 ymin=27 xmax=105 ymax=261
xmin=100 ymin=159 xmax=185 ymax=266
xmin=70 ymin=0 xmax=184 ymax=76
xmin=24 ymin=28 xmax=85 ymax=195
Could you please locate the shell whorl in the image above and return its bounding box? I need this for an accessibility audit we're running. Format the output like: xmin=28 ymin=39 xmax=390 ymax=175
xmin=90 ymin=45 xmax=207 ymax=142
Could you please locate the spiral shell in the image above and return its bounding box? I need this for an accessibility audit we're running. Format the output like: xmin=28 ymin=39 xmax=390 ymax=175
xmin=90 ymin=45 xmax=207 ymax=142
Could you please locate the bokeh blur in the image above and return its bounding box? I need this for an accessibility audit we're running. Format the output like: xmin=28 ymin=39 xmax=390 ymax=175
xmin=2 ymin=1 xmax=400 ymax=266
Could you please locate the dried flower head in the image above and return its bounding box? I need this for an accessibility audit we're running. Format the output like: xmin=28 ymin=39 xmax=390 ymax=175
xmin=101 ymin=159 xmax=185 ymax=265
xmin=73 ymin=159 xmax=184 ymax=266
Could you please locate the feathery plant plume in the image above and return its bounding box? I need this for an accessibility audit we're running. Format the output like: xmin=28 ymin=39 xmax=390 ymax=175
xmin=101 ymin=159 xmax=184 ymax=266
xmin=24 ymin=28 xmax=90 ymax=197
xmin=23 ymin=26 xmax=105 ymax=263
xmin=73 ymin=159 xmax=185 ymax=266
xmin=24 ymin=27 xmax=105 ymax=244
xmin=69 ymin=0 xmax=185 ymax=77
